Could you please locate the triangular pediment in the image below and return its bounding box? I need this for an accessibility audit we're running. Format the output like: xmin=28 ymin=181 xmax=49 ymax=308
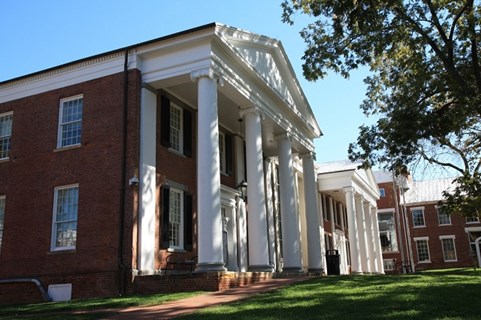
xmin=215 ymin=24 xmax=321 ymax=137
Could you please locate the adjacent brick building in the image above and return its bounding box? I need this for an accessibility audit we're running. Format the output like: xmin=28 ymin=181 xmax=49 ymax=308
xmin=374 ymin=172 xmax=481 ymax=273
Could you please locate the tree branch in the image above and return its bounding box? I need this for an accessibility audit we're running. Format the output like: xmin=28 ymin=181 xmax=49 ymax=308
xmin=466 ymin=0 xmax=481 ymax=92
xmin=420 ymin=151 xmax=465 ymax=174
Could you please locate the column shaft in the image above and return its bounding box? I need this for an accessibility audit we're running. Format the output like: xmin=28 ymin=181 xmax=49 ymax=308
xmin=345 ymin=188 xmax=361 ymax=273
xmin=277 ymin=134 xmax=302 ymax=272
xmin=244 ymin=108 xmax=270 ymax=271
xmin=301 ymin=153 xmax=322 ymax=272
xmin=364 ymin=203 xmax=376 ymax=273
xmin=193 ymin=70 xmax=225 ymax=272
xmin=356 ymin=197 xmax=369 ymax=273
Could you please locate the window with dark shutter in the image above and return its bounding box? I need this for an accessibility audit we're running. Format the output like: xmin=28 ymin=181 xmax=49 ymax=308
xmin=161 ymin=185 xmax=170 ymax=249
xmin=159 ymin=94 xmax=192 ymax=158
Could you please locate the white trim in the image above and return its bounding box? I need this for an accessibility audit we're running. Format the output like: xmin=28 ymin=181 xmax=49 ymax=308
xmin=168 ymin=187 xmax=184 ymax=250
xmin=414 ymin=237 xmax=431 ymax=263
xmin=411 ymin=207 xmax=426 ymax=228
xmin=169 ymin=102 xmax=184 ymax=154
xmin=0 ymin=111 xmax=13 ymax=160
xmin=377 ymin=208 xmax=395 ymax=213
xmin=50 ymin=184 xmax=79 ymax=252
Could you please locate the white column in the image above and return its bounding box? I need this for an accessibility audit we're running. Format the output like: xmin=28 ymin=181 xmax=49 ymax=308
xmin=344 ymin=187 xmax=361 ymax=273
xmin=242 ymin=107 xmax=271 ymax=271
xmin=301 ymin=152 xmax=323 ymax=273
xmin=236 ymin=197 xmax=248 ymax=272
xmin=265 ymin=159 xmax=277 ymax=270
xmin=329 ymin=197 xmax=336 ymax=249
xmin=138 ymin=87 xmax=157 ymax=274
xmin=317 ymin=194 xmax=326 ymax=271
xmin=191 ymin=68 xmax=225 ymax=272
xmin=277 ymin=133 xmax=302 ymax=272
xmin=364 ymin=202 xmax=376 ymax=273
xmin=371 ymin=206 xmax=384 ymax=273
xmin=356 ymin=196 xmax=369 ymax=273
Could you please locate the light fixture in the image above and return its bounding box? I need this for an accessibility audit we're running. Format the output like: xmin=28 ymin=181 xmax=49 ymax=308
xmin=236 ymin=180 xmax=248 ymax=200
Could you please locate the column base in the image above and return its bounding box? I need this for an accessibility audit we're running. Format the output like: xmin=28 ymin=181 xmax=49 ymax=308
xmin=248 ymin=265 xmax=273 ymax=272
xmin=307 ymin=268 xmax=324 ymax=275
xmin=194 ymin=262 xmax=227 ymax=273
xmin=281 ymin=267 xmax=304 ymax=273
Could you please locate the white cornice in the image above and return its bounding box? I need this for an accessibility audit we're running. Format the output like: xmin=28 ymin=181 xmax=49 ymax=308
xmin=0 ymin=50 xmax=137 ymax=103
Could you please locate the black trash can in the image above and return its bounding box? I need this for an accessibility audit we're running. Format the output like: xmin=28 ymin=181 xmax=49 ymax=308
xmin=326 ymin=249 xmax=340 ymax=275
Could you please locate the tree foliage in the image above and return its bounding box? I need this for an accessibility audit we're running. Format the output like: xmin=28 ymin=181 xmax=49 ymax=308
xmin=282 ymin=0 xmax=481 ymax=216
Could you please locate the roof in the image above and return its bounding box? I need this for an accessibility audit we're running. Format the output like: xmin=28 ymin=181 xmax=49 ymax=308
xmin=402 ymin=178 xmax=456 ymax=204
xmin=373 ymin=171 xmax=393 ymax=184
xmin=316 ymin=160 xmax=360 ymax=174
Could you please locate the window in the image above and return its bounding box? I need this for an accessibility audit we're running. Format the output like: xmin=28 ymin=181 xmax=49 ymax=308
xmin=58 ymin=96 xmax=83 ymax=148
xmin=379 ymin=188 xmax=385 ymax=198
xmin=415 ymin=237 xmax=430 ymax=263
xmin=51 ymin=185 xmax=79 ymax=251
xmin=161 ymin=185 xmax=193 ymax=250
xmin=378 ymin=211 xmax=398 ymax=252
xmin=0 ymin=112 xmax=13 ymax=159
xmin=160 ymin=95 xmax=192 ymax=157
xmin=0 ymin=196 xmax=5 ymax=253
xmin=466 ymin=216 xmax=479 ymax=224
xmin=440 ymin=236 xmax=457 ymax=262
xmin=437 ymin=206 xmax=451 ymax=225
xmin=383 ymin=259 xmax=395 ymax=271
xmin=218 ymin=131 xmax=233 ymax=175
xmin=412 ymin=207 xmax=426 ymax=227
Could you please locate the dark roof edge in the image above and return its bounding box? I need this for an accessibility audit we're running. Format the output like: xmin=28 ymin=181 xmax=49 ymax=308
xmin=0 ymin=22 xmax=217 ymax=86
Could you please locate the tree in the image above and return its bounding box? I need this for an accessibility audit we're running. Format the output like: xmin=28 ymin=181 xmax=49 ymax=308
xmin=282 ymin=0 xmax=481 ymax=216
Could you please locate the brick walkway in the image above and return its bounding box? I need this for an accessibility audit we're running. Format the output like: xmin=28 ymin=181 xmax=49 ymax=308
xmin=102 ymin=276 xmax=309 ymax=320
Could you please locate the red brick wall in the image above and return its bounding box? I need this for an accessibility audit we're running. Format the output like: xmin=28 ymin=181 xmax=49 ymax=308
xmin=407 ymin=202 xmax=477 ymax=270
xmin=0 ymin=69 xmax=141 ymax=301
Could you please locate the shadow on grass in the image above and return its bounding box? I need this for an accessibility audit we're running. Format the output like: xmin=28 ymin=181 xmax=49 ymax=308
xmin=178 ymin=269 xmax=481 ymax=320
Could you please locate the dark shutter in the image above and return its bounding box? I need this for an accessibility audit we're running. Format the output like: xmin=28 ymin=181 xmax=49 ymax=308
xmin=183 ymin=192 xmax=193 ymax=251
xmin=225 ymin=134 xmax=233 ymax=176
xmin=161 ymin=185 xmax=170 ymax=249
xmin=183 ymin=109 xmax=192 ymax=158
xmin=160 ymin=96 xmax=170 ymax=148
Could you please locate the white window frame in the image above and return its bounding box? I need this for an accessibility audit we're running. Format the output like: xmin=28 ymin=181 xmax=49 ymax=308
xmin=439 ymin=235 xmax=457 ymax=262
xmin=51 ymin=184 xmax=79 ymax=251
xmin=414 ymin=236 xmax=431 ymax=263
xmin=57 ymin=95 xmax=83 ymax=149
xmin=379 ymin=188 xmax=385 ymax=198
xmin=219 ymin=131 xmax=226 ymax=175
xmin=378 ymin=210 xmax=398 ymax=252
xmin=169 ymin=103 xmax=183 ymax=154
xmin=436 ymin=205 xmax=451 ymax=226
xmin=411 ymin=207 xmax=426 ymax=228
xmin=0 ymin=195 xmax=5 ymax=253
xmin=0 ymin=111 xmax=13 ymax=160
xmin=383 ymin=259 xmax=395 ymax=271
xmin=466 ymin=216 xmax=479 ymax=224
xmin=169 ymin=187 xmax=184 ymax=250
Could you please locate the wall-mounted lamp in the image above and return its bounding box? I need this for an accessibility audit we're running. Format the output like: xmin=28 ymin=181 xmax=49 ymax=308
xmin=129 ymin=176 xmax=139 ymax=186
xmin=236 ymin=180 xmax=248 ymax=200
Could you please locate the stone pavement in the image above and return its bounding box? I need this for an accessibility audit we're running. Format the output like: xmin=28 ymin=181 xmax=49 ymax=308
xmin=102 ymin=276 xmax=309 ymax=320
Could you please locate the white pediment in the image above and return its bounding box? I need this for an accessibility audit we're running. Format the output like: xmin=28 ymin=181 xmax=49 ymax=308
xmin=215 ymin=24 xmax=321 ymax=138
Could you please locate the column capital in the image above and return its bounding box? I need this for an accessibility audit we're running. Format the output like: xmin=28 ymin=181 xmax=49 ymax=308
xmin=274 ymin=131 xmax=292 ymax=142
xmin=299 ymin=151 xmax=316 ymax=161
xmin=190 ymin=67 xmax=224 ymax=86
xmin=343 ymin=186 xmax=355 ymax=194
xmin=239 ymin=106 xmax=264 ymax=119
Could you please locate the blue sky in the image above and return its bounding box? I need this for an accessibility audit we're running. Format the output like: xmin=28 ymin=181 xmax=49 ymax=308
xmin=0 ymin=0 xmax=373 ymax=164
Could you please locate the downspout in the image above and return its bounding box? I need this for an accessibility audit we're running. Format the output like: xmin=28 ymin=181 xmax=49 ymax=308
xmin=117 ymin=49 xmax=129 ymax=295
xmin=0 ymin=279 xmax=51 ymax=302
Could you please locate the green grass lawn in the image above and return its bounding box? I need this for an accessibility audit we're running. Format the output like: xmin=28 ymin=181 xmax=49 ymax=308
xmin=178 ymin=268 xmax=481 ymax=320
xmin=1 ymin=268 xmax=480 ymax=320
xmin=0 ymin=291 xmax=201 ymax=320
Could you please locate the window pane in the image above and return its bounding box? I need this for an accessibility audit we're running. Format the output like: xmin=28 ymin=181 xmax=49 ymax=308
xmin=169 ymin=189 xmax=182 ymax=248
xmin=437 ymin=207 xmax=451 ymax=225
xmin=170 ymin=105 xmax=182 ymax=153
xmin=53 ymin=186 xmax=78 ymax=249
xmin=442 ymin=238 xmax=457 ymax=261
xmin=59 ymin=98 xmax=82 ymax=147
xmin=412 ymin=209 xmax=425 ymax=227
xmin=0 ymin=114 xmax=13 ymax=159
xmin=416 ymin=240 xmax=430 ymax=262
xmin=378 ymin=212 xmax=398 ymax=252
xmin=0 ymin=197 xmax=5 ymax=252
xmin=219 ymin=132 xmax=225 ymax=173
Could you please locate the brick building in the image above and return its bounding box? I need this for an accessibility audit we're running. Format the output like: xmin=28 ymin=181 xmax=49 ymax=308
xmin=0 ymin=23 xmax=333 ymax=304
xmin=374 ymin=172 xmax=481 ymax=273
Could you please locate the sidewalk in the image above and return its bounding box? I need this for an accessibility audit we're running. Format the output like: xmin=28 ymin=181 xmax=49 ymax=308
xmin=102 ymin=276 xmax=309 ymax=320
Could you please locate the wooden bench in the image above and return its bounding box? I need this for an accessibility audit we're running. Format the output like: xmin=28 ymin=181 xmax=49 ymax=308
xmin=165 ymin=254 xmax=197 ymax=274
